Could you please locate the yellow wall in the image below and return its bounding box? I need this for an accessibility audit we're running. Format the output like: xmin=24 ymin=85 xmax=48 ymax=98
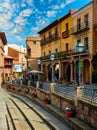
xmin=41 ymin=24 xmax=61 ymax=56
xmin=72 ymin=3 xmax=93 ymax=55
xmin=60 ymin=16 xmax=74 ymax=52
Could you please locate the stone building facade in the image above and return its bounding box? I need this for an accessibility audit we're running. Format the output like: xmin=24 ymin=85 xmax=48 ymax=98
xmin=26 ymin=36 xmax=41 ymax=71
xmin=0 ymin=32 xmax=7 ymax=86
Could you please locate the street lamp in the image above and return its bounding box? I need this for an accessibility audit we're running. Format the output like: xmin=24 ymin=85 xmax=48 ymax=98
xmin=50 ymin=54 xmax=55 ymax=83
xmin=38 ymin=59 xmax=41 ymax=81
xmin=76 ymin=42 xmax=84 ymax=86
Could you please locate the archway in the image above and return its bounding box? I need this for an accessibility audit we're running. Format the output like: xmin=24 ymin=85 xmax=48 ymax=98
xmin=83 ymin=60 xmax=90 ymax=84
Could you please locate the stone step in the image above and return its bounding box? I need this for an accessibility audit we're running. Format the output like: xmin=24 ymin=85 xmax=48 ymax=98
xmin=0 ymin=101 xmax=8 ymax=130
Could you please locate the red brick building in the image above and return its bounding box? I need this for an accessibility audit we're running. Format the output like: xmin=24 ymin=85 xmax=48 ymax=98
xmin=4 ymin=55 xmax=13 ymax=81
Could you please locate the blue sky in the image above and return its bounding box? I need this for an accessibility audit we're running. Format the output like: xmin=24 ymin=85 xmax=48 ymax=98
xmin=0 ymin=0 xmax=92 ymax=47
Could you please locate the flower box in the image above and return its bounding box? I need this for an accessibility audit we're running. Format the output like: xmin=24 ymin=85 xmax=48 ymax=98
xmin=32 ymin=93 xmax=37 ymax=98
xmin=44 ymin=98 xmax=51 ymax=104
xmin=65 ymin=106 xmax=75 ymax=119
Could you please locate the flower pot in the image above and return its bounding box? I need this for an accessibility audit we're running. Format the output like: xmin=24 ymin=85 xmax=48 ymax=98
xmin=32 ymin=94 xmax=37 ymax=98
xmin=66 ymin=112 xmax=73 ymax=119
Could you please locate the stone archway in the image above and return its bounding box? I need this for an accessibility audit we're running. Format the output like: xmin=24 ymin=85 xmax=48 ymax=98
xmin=62 ymin=62 xmax=70 ymax=83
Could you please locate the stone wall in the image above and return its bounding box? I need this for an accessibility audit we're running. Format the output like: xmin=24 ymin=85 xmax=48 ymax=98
xmin=10 ymin=82 xmax=97 ymax=129
xmin=76 ymin=100 xmax=97 ymax=129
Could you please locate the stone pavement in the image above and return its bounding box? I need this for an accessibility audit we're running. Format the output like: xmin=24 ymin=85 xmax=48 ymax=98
xmin=0 ymin=85 xmax=72 ymax=130
xmin=8 ymin=89 xmax=96 ymax=130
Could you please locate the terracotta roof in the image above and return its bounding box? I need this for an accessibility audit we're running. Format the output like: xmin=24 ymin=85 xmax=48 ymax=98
xmin=0 ymin=32 xmax=7 ymax=45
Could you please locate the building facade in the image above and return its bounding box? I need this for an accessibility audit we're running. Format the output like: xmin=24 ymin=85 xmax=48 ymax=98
xmin=38 ymin=11 xmax=75 ymax=82
xmin=26 ymin=36 xmax=41 ymax=71
xmin=38 ymin=2 xmax=95 ymax=84
xmin=70 ymin=1 xmax=93 ymax=84
xmin=92 ymin=0 xmax=97 ymax=83
xmin=0 ymin=32 xmax=7 ymax=86
xmin=8 ymin=45 xmax=27 ymax=78
xmin=4 ymin=55 xmax=13 ymax=81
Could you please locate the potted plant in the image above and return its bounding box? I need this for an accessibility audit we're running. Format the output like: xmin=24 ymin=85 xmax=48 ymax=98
xmin=44 ymin=97 xmax=51 ymax=104
xmin=65 ymin=106 xmax=74 ymax=119
xmin=32 ymin=91 xmax=37 ymax=98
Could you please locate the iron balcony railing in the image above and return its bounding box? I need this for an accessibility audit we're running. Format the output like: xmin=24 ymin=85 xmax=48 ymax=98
xmin=70 ymin=21 xmax=90 ymax=35
xmin=40 ymin=33 xmax=59 ymax=44
xmin=40 ymin=49 xmax=89 ymax=61
xmin=62 ymin=30 xmax=69 ymax=39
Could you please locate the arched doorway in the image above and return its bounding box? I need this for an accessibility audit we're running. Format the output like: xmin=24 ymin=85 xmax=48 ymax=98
xmin=83 ymin=60 xmax=90 ymax=84
xmin=63 ymin=62 xmax=70 ymax=83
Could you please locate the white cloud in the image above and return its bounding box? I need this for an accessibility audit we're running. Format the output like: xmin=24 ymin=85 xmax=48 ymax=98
xmin=26 ymin=0 xmax=34 ymax=6
xmin=20 ymin=9 xmax=32 ymax=17
xmin=14 ymin=16 xmax=27 ymax=25
xmin=11 ymin=26 xmax=25 ymax=35
xmin=32 ymin=26 xmax=39 ymax=32
xmin=66 ymin=0 xmax=76 ymax=5
xmin=0 ymin=21 xmax=14 ymax=30
xmin=47 ymin=10 xmax=56 ymax=17
xmin=60 ymin=3 xmax=65 ymax=8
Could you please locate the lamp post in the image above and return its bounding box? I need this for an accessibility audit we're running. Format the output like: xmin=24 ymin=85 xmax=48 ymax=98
xmin=38 ymin=59 xmax=41 ymax=81
xmin=76 ymin=42 xmax=84 ymax=86
xmin=50 ymin=54 xmax=55 ymax=83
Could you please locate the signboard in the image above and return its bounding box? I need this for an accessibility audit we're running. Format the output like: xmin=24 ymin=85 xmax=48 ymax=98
xmin=50 ymin=54 xmax=55 ymax=61
xmin=77 ymin=61 xmax=83 ymax=68
xmin=13 ymin=64 xmax=22 ymax=72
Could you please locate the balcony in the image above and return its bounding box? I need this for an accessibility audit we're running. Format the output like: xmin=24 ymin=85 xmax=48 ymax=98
xmin=62 ymin=30 xmax=69 ymax=39
xmin=70 ymin=21 xmax=89 ymax=35
xmin=40 ymin=48 xmax=89 ymax=61
xmin=4 ymin=62 xmax=13 ymax=66
xmin=40 ymin=50 xmax=72 ymax=61
xmin=40 ymin=33 xmax=59 ymax=45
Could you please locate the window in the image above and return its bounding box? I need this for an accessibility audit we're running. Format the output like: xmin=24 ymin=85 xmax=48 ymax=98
xmin=77 ymin=39 xmax=81 ymax=44
xmin=77 ymin=18 xmax=81 ymax=31
xmin=84 ymin=14 xmax=88 ymax=28
xmin=49 ymin=32 xmax=51 ymax=40
xmin=33 ymin=41 xmax=36 ymax=44
xmin=44 ymin=35 xmax=46 ymax=41
xmin=55 ymin=28 xmax=58 ymax=37
xmin=55 ymin=48 xmax=58 ymax=53
xmin=85 ymin=37 xmax=89 ymax=53
xmin=66 ymin=43 xmax=68 ymax=53
xmin=49 ymin=50 xmax=51 ymax=55
xmin=55 ymin=48 xmax=58 ymax=57
xmin=66 ymin=23 xmax=68 ymax=31
xmin=27 ymin=48 xmax=31 ymax=56
xmin=44 ymin=52 xmax=46 ymax=56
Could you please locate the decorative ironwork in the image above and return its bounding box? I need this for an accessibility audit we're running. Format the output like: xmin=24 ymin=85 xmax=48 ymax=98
xmin=70 ymin=21 xmax=89 ymax=35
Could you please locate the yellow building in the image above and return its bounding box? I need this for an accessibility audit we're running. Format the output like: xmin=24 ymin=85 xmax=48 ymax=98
xmin=38 ymin=10 xmax=76 ymax=82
